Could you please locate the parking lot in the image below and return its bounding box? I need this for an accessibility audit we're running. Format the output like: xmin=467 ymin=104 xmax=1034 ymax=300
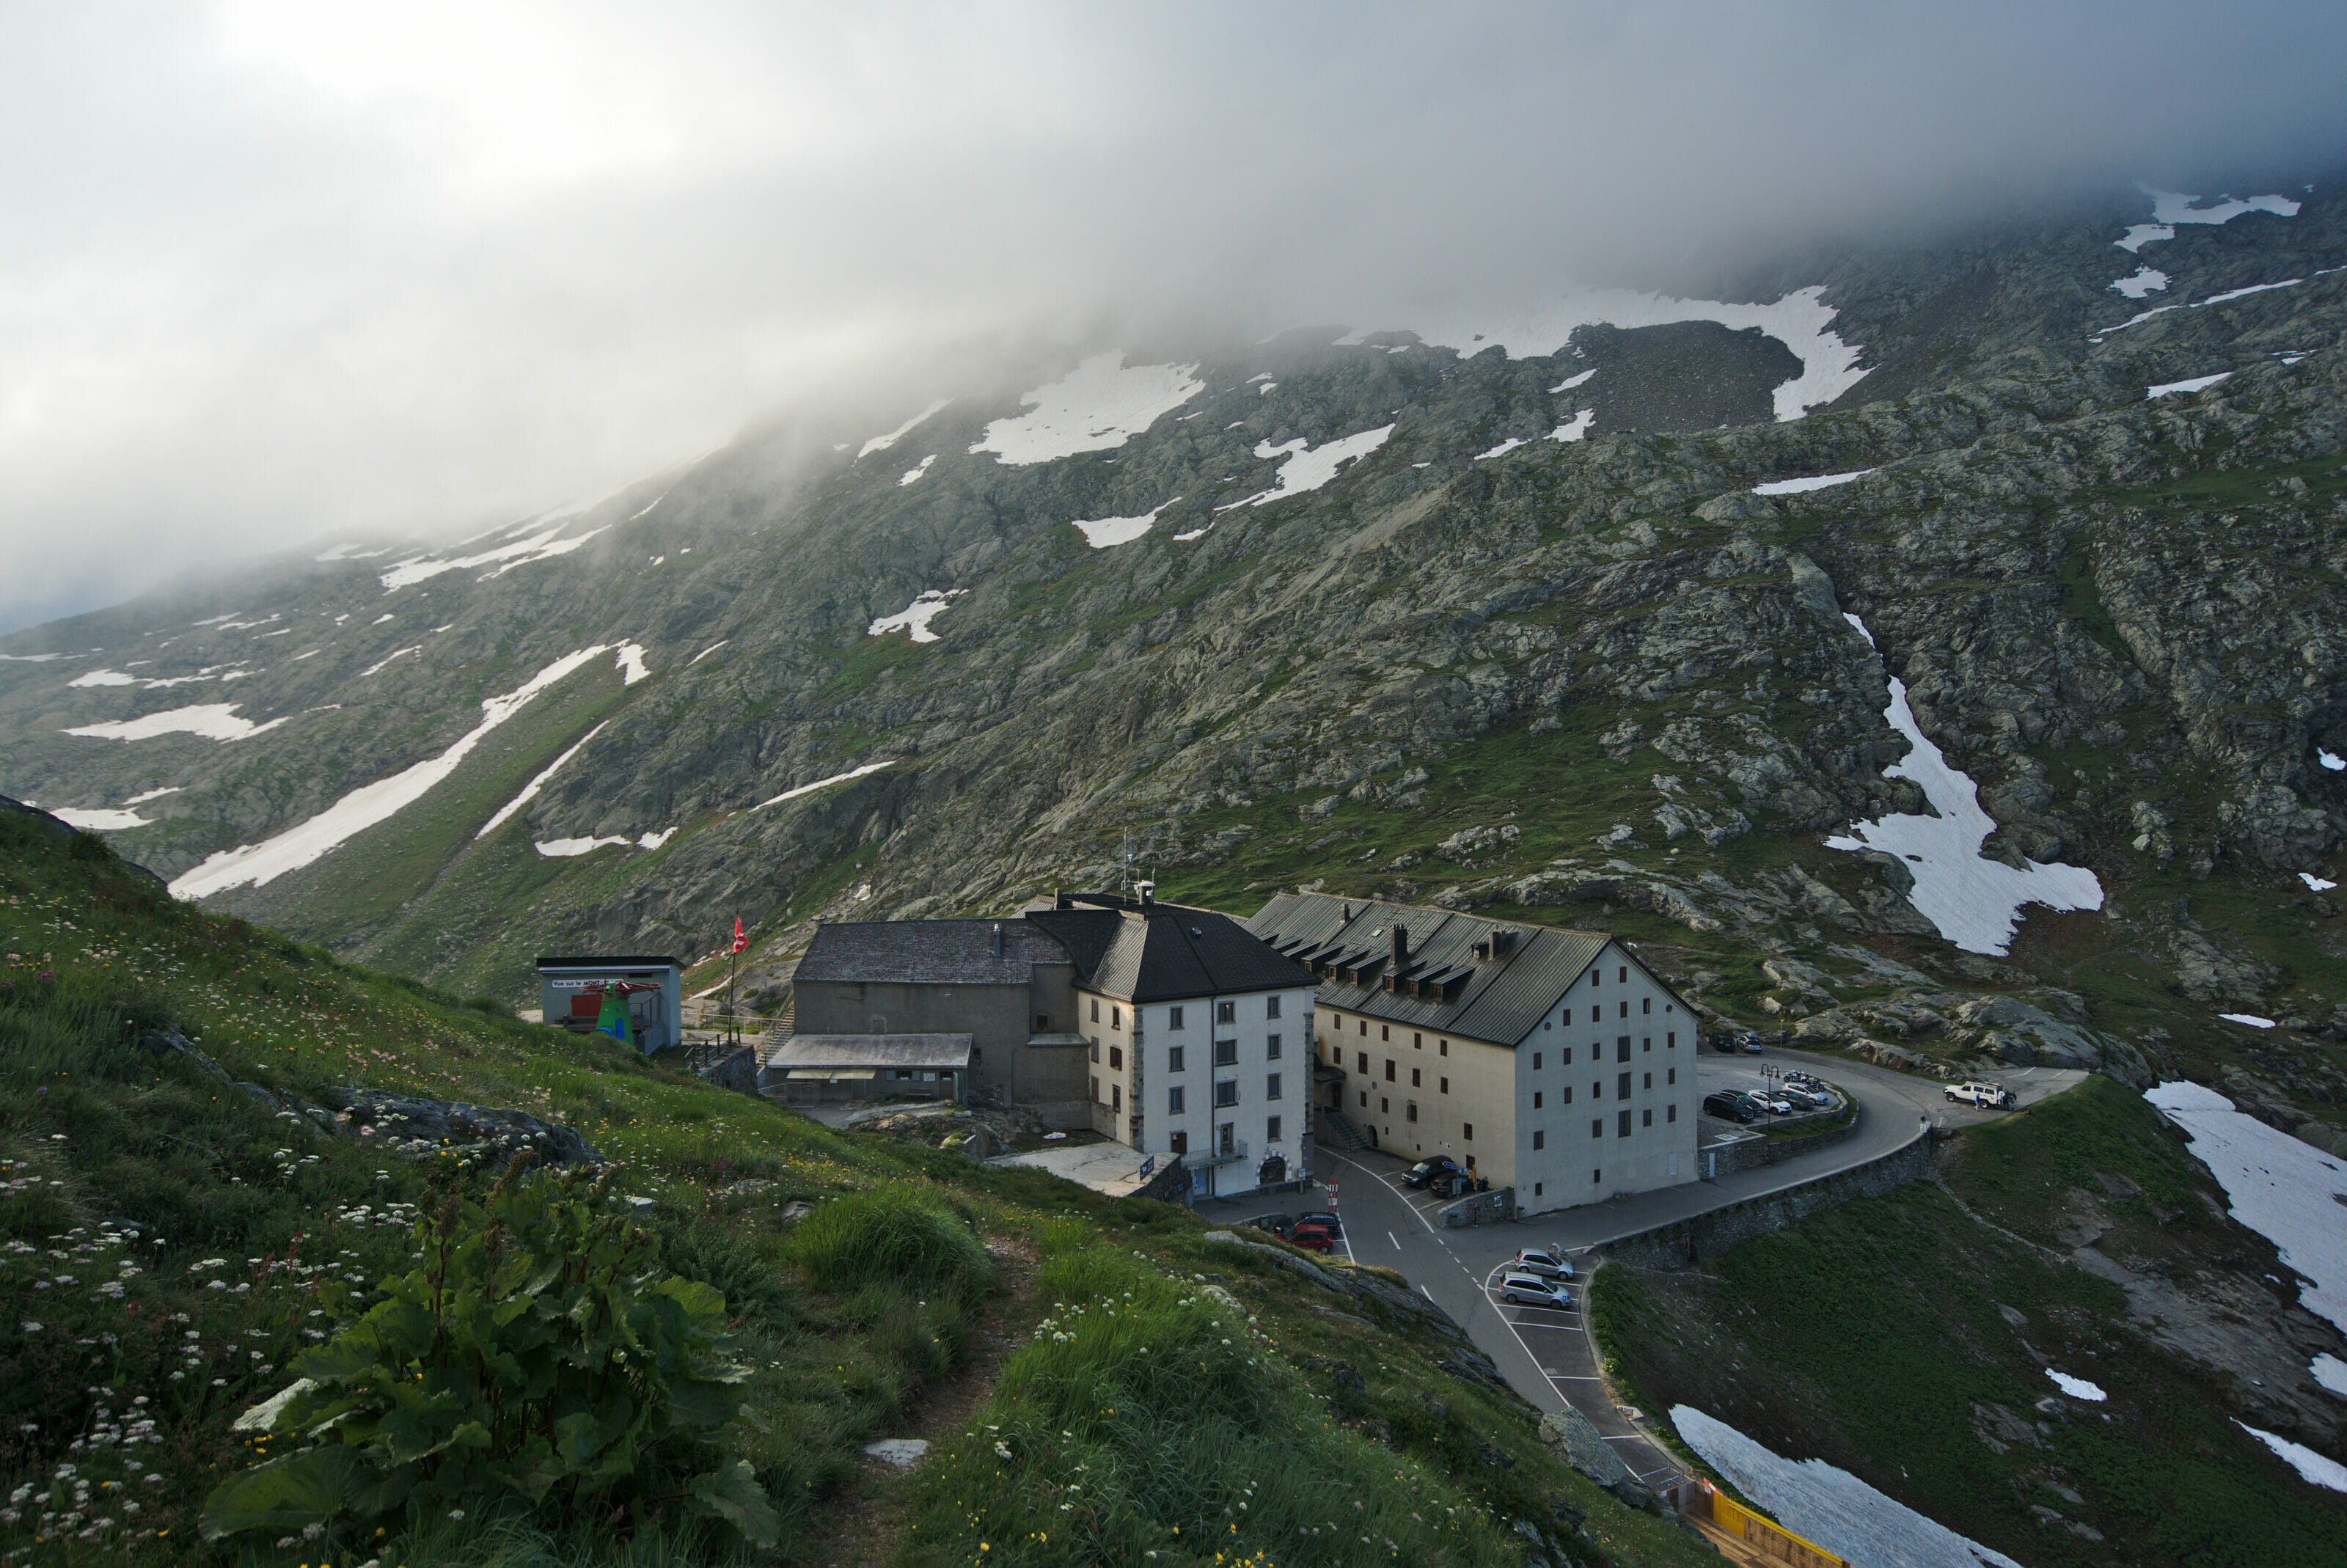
xmin=1696 ymin=1060 xmax=1849 ymax=1130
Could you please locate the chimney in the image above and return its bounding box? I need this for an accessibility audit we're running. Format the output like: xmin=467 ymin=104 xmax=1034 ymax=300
xmin=1340 ymin=901 xmax=1352 ymax=921
xmin=991 ymin=921 xmax=1004 ymax=958
xmin=1137 ymin=879 xmax=1156 ymax=906
xmin=1392 ymin=924 xmax=1409 ymax=965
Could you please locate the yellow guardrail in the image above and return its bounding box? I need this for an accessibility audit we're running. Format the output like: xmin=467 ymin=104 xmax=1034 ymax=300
xmin=1693 ymin=1479 xmax=1849 ymax=1568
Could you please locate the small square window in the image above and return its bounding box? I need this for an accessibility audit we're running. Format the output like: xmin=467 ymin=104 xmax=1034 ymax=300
xmin=1168 ymin=1046 xmax=1185 ymax=1073
xmin=1111 ymin=1005 xmax=1121 ymax=1030
xmin=1563 ymin=1047 xmax=1573 ymax=1066
xmin=1110 ymin=1046 xmax=1124 ymax=1070
xmin=1667 ymin=1066 xmax=1675 ymax=1085
xmin=1534 ymin=1091 xmax=1543 ymax=1109
xmin=1617 ymin=1037 xmax=1631 ymax=1063
xmin=1267 ymin=1072 xmax=1283 ymax=1101
xmin=1091 ymin=998 xmax=1100 ymax=1022
xmin=1359 ymin=1090 xmax=1369 ymax=1107
xmin=1385 ymin=1060 xmax=1396 ymax=1082
xmin=1267 ymin=1115 xmax=1282 ymax=1143
xmin=1463 ymin=1122 xmax=1473 ymax=1141
xmin=1113 ymin=1084 xmax=1122 ymax=1110
xmin=1358 ymin=1019 xmax=1367 ymax=1036
xmin=1592 ymin=1168 xmax=1601 ymax=1184
xmin=1619 ymin=1000 xmax=1629 ymax=1018
xmin=1563 ymin=1085 xmax=1573 ymax=1104
xmin=1215 ymin=1039 xmax=1238 ymax=1066
xmin=1266 ymin=995 xmax=1281 ymax=1019
xmin=1413 ymin=1032 xmax=1422 ymax=1048
xmin=1168 ymin=1085 xmax=1185 ymax=1114
xmin=1618 ymin=1110 xmax=1632 ymax=1137
xmin=1381 ymin=1096 xmax=1389 ymax=1113
xmin=1405 ymin=1101 xmax=1418 ymax=1123
xmin=1089 ymin=1040 xmax=1100 ymax=1063
xmin=1642 ymin=1071 xmax=1650 ymax=1091
xmin=1642 ymin=1107 xmax=1652 ymax=1127
xmin=1218 ymin=1000 xmax=1236 ymax=1025
xmin=1642 ymin=1036 xmax=1651 ymax=1052
xmin=1666 ymin=1103 xmax=1677 ymax=1122
xmin=1534 ymin=1052 xmax=1542 ymax=1070
xmin=1356 ymin=1051 xmax=1368 ymax=1074
xmin=1619 ymin=965 xmax=1627 ymax=982
xmin=1215 ymin=1080 xmax=1239 ymax=1107
xmin=1035 ymin=1013 xmax=1050 ymax=1030
xmin=1668 ymin=1030 xmax=1677 ymax=1049
xmin=1381 ymin=1025 xmax=1390 ymax=1041
xmin=1618 ymin=1071 xmax=1632 ymax=1099
xmin=1535 ymin=1182 xmax=1543 ymax=1196
xmin=1533 ymin=1129 xmax=1545 ymax=1149
xmin=1090 ymin=1075 xmax=1099 ymax=1102
xmin=1439 ymin=1038 xmax=1449 ymax=1057
xmin=1644 ymin=997 xmax=1652 ymax=1014
xmin=1439 ymin=1077 xmax=1449 ymax=1093
xmin=1591 ymin=1120 xmax=1602 ymax=1139
xmin=1267 ymin=1033 xmax=1282 ymax=1060
xmin=1411 ymin=1068 xmax=1421 ymax=1088
xmin=1169 ymin=1005 xmax=1185 ymax=1029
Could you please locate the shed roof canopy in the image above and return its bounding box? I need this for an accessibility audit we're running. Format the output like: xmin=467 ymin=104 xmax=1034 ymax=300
xmin=768 ymin=1033 xmax=973 ymax=1071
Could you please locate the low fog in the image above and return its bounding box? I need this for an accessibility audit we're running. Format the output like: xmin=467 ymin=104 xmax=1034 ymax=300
xmin=4 ymin=0 xmax=2344 ymax=633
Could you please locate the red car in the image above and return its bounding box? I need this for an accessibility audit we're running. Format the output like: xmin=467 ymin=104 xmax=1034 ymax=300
xmin=1286 ymin=1224 xmax=1338 ymax=1253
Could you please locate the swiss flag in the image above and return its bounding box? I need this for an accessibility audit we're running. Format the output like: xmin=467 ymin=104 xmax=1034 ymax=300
xmin=731 ymin=917 xmax=747 ymax=954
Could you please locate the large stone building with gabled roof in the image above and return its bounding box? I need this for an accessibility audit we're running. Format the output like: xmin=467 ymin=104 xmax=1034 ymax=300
xmin=790 ymin=889 xmax=1317 ymax=1199
xmin=1245 ymin=892 xmax=1700 ymax=1212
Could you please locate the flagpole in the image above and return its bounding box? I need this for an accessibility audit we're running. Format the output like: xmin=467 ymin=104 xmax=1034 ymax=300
xmin=728 ymin=917 xmax=741 ymax=1049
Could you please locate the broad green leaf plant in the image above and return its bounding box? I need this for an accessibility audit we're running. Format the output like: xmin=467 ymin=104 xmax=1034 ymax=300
xmin=200 ymin=1158 xmax=777 ymax=1545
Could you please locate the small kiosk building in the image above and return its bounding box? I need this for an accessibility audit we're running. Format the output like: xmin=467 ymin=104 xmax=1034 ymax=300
xmin=536 ymin=955 xmax=685 ymax=1054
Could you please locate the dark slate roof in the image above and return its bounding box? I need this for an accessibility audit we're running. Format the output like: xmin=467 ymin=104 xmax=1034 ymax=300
xmin=769 ymin=1034 xmax=973 ymax=1070
xmin=794 ymin=919 xmax=1071 ymax=986
xmin=1245 ymin=893 xmax=1682 ymax=1048
xmin=1032 ymin=893 xmax=1316 ymax=1003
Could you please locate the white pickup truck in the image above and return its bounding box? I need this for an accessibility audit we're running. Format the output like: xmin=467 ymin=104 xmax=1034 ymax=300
xmin=1946 ymin=1080 xmax=2015 ymax=1109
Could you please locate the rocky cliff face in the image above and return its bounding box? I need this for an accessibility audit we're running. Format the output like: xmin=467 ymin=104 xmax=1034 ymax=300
xmin=6 ymin=177 xmax=2345 ymax=1128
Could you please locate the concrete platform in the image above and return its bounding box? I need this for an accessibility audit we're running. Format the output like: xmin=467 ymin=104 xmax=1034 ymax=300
xmin=986 ymin=1140 xmax=1165 ymax=1198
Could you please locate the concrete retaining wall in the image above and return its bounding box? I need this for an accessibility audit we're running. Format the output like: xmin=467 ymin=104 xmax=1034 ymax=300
xmin=1699 ymin=1107 xmax=1863 ymax=1179
xmin=1600 ymin=1127 xmax=1932 ymax=1271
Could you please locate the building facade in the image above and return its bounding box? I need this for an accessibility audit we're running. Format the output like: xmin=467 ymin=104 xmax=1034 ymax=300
xmin=1244 ymin=894 xmax=1699 ymax=1212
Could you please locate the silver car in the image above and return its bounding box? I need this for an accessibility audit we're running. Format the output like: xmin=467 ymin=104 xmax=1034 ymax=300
xmin=1509 ymin=1248 xmax=1576 ymax=1281
xmin=1500 ymin=1272 xmax=1573 ymax=1309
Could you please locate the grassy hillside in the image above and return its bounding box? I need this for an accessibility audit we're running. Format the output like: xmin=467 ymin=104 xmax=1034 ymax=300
xmin=0 ymin=811 xmax=1716 ymax=1567
xmin=1588 ymin=1077 xmax=2347 ymax=1564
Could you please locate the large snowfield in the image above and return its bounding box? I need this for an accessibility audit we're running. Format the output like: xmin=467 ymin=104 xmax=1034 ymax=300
xmin=1218 ymin=424 xmax=1396 ymax=509
xmin=1361 ymin=284 xmax=1867 ymax=420
xmin=2143 ymin=1081 xmax=2347 ymax=1341
xmin=169 ymin=645 xmax=634 ymax=898
xmin=65 ymin=703 xmax=290 ymax=743
xmin=1826 ymin=615 xmax=2103 ymax=952
xmin=969 ymin=355 xmax=1201 ymax=465
xmin=865 ymin=590 xmax=967 ymax=642
xmin=1672 ymin=1407 xmax=2026 ymax=1568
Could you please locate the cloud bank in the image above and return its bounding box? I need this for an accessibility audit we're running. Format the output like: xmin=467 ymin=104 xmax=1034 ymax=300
xmin=3 ymin=0 xmax=2344 ymax=631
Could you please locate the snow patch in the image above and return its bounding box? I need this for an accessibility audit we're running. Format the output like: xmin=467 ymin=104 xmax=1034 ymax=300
xmin=867 ymin=590 xmax=967 ymax=643
xmin=120 ymin=786 xmax=181 ymax=805
xmin=535 ymin=836 xmax=628 ymax=858
xmin=2313 ymin=1353 xmax=2347 ymax=1396
xmin=2236 ymin=1422 xmax=2347 ymax=1492
xmin=1753 ymin=469 xmax=1874 ymax=496
xmin=2115 ymin=188 xmax=2300 ymax=252
xmin=2322 ymin=750 xmax=2345 ymax=771
xmin=627 ymin=490 xmax=669 ymax=521
xmin=2045 ymin=1369 xmax=2106 ymax=1401
xmin=313 ymin=542 xmax=395 ymax=562
xmin=48 ymin=807 xmax=153 ymax=831
xmin=1377 ymin=284 xmax=1865 ymax=420
xmin=858 ymin=399 xmax=951 ymax=461
xmin=968 ymin=356 xmax=1201 ymax=465
xmin=67 ymin=669 xmax=138 ymax=687
xmin=1474 ymin=436 xmax=1528 ymax=461
xmin=1072 ymin=499 xmax=1179 ymax=549
xmin=378 ymin=520 xmax=608 ymax=591
xmin=170 ymin=646 xmax=614 ymax=898
xmin=2110 ymin=266 xmax=2170 ymax=298
xmin=614 ymin=643 xmax=651 ymax=685
xmin=638 ymin=828 xmax=675 ymax=850
xmin=2299 ymin=873 xmax=2337 ymax=892
xmin=898 ymin=454 xmax=937 ymax=486
xmin=1826 ymin=613 xmax=2102 ymax=953
xmin=689 ymin=640 xmax=728 ymax=664
xmin=2219 ymin=1012 xmax=2277 ymax=1028
xmin=1672 ymin=1407 xmax=2026 ymax=1568
xmin=1549 ymin=410 xmax=1594 ymax=442
xmin=2116 ymin=224 xmax=2174 ymax=254
xmin=65 ymin=704 xmax=290 ymax=743
xmin=2145 ymin=1081 xmax=2347 ymax=1338
xmin=2148 ymin=372 xmax=2233 ymax=398
xmin=0 ymin=652 xmax=70 ymax=662
xmin=355 ymin=646 xmax=422 ymax=678
xmin=754 ymin=761 xmax=894 ymax=810
xmin=476 ymin=720 xmax=611 ymax=840
xmin=1217 ymin=424 xmax=1395 ymax=510
xmin=1549 ymin=368 xmax=1597 ymax=392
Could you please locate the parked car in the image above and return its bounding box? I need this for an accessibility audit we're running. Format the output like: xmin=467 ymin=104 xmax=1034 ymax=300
xmin=1509 ymin=1247 xmax=1576 ymax=1281
xmin=1286 ymin=1224 xmax=1337 ymax=1253
xmin=1947 ymin=1080 xmax=2015 ymax=1109
xmin=1240 ymin=1212 xmax=1297 ymax=1237
xmin=1702 ymin=1091 xmax=1757 ymax=1124
xmin=1404 ymin=1157 xmax=1462 ymax=1190
xmin=1294 ymin=1210 xmax=1342 ymax=1237
xmin=1499 ymin=1272 xmax=1574 ymax=1309
xmin=1791 ymin=1085 xmax=1836 ymax=1108
xmin=1742 ymin=1036 xmax=1766 ymax=1054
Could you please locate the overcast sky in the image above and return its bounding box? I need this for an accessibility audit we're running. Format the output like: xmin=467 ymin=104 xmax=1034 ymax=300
xmin=3 ymin=1 xmax=2343 ymax=634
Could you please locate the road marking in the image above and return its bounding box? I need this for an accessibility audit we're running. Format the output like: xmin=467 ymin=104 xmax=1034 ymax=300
xmin=1420 ymin=1285 xmax=1435 ymax=1303
xmin=1388 ymin=1229 xmax=1402 ymax=1250
xmin=1550 ymin=1375 xmax=1603 ymax=1381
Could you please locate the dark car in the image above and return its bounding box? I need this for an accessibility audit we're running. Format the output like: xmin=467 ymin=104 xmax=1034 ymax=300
xmin=1240 ymin=1212 xmax=1297 ymax=1237
xmin=1702 ymin=1091 xmax=1757 ymax=1124
xmin=1294 ymin=1210 xmax=1343 ymax=1238
xmin=1404 ymin=1157 xmax=1462 ymax=1190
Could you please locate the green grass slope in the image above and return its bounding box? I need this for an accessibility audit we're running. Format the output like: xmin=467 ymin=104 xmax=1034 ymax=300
xmin=0 ymin=813 xmax=1713 ymax=1568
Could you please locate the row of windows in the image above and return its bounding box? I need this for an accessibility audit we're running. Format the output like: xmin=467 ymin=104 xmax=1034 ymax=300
xmin=1166 ymin=1074 xmax=1284 ymax=1113
xmin=1092 ymin=1037 xmax=1284 ymax=1068
xmin=1091 ymin=997 xmax=1284 ymax=1028
xmin=1523 ymin=1105 xmax=1676 ymax=1146
xmin=1528 ymin=1068 xmax=1676 ymax=1108
xmin=1361 ymin=1091 xmax=1475 ymax=1140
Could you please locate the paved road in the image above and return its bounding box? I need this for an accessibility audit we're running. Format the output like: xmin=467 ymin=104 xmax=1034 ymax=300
xmin=1240 ymin=1047 xmax=2084 ymax=1493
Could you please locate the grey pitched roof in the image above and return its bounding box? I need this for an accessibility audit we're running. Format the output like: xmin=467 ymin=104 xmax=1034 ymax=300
xmin=1246 ymin=893 xmax=1678 ymax=1047
xmin=794 ymin=919 xmax=1070 ymax=986
xmin=768 ymin=1034 xmax=973 ymax=1070
xmin=1030 ymin=893 xmax=1316 ymax=1004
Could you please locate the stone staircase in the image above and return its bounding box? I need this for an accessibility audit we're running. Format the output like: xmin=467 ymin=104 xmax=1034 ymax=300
xmin=1321 ymin=1107 xmax=1373 ymax=1151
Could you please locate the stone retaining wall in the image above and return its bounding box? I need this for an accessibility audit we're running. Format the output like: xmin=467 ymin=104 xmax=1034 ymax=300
xmin=1600 ymin=1126 xmax=1932 ymax=1270
xmin=1699 ymin=1104 xmax=1864 ymax=1179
